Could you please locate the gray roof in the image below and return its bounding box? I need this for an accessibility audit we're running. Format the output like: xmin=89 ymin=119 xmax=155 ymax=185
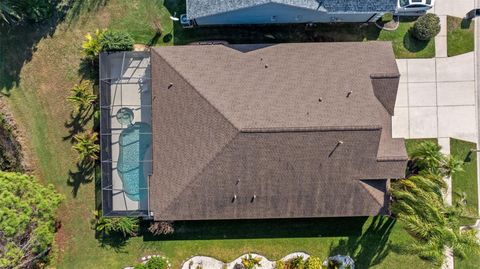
xmin=187 ymin=0 xmax=397 ymax=19
xmin=149 ymin=42 xmax=407 ymax=221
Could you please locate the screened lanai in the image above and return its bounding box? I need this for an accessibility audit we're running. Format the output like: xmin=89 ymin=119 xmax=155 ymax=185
xmin=100 ymin=51 xmax=152 ymax=217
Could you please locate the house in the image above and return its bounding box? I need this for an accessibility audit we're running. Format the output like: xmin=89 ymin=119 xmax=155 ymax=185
xmin=99 ymin=42 xmax=407 ymax=220
xmin=181 ymin=0 xmax=397 ymax=26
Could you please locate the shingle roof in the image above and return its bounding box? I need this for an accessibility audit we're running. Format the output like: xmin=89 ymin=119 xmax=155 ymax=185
xmin=187 ymin=0 xmax=397 ymax=19
xmin=149 ymin=42 xmax=407 ymax=221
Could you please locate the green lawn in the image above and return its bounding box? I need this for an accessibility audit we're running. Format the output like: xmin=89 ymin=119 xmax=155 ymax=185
xmin=0 ymin=1 xmax=441 ymax=268
xmin=376 ymin=18 xmax=435 ymax=58
xmin=450 ymin=138 xmax=479 ymax=224
xmin=450 ymin=138 xmax=480 ymax=269
xmin=447 ymin=16 xmax=475 ymax=57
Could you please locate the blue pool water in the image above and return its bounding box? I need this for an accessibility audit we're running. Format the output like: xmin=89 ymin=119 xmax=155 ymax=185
xmin=117 ymin=122 xmax=152 ymax=201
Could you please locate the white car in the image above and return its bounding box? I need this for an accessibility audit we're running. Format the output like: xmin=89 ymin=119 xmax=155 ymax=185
xmin=396 ymin=0 xmax=435 ymax=13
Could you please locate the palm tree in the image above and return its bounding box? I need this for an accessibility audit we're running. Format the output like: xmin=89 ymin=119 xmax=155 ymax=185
xmin=443 ymin=155 xmax=464 ymax=177
xmin=72 ymin=131 xmax=99 ymax=163
xmin=410 ymin=141 xmax=444 ymax=175
xmin=67 ymin=81 xmax=97 ymax=112
xmin=410 ymin=141 xmax=464 ymax=177
xmin=391 ymin=174 xmax=479 ymax=265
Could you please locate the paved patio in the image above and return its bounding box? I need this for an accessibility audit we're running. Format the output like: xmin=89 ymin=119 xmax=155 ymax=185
xmin=100 ymin=53 xmax=152 ymax=212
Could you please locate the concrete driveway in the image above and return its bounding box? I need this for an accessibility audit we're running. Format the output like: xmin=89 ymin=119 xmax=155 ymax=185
xmin=392 ymin=53 xmax=477 ymax=144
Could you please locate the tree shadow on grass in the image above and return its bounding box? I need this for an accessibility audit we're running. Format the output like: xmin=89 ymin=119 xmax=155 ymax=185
xmin=67 ymin=159 xmax=96 ymax=197
xmin=403 ymin=30 xmax=430 ymax=53
xmin=143 ymin=217 xmax=369 ymax=241
xmin=96 ymin=231 xmax=130 ymax=253
xmin=0 ymin=1 xmax=103 ymax=96
xmin=63 ymin=107 xmax=95 ymax=143
xmin=327 ymin=216 xmax=396 ymax=268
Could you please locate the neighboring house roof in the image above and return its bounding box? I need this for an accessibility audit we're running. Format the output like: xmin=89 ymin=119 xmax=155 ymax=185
xmin=187 ymin=0 xmax=397 ymax=19
xmin=149 ymin=42 xmax=407 ymax=221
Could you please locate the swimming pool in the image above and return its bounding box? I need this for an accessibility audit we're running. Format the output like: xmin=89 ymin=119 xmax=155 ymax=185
xmin=117 ymin=122 xmax=152 ymax=201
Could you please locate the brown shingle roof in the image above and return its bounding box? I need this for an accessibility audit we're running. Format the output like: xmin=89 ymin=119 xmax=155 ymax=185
xmin=149 ymin=42 xmax=407 ymax=221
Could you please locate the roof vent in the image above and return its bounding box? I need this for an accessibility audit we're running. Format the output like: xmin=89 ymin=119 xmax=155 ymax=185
xmin=318 ymin=98 xmax=323 ymax=102
xmin=346 ymin=91 xmax=352 ymax=98
xmin=328 ymin=140 xmax=344 ymax=158
xmin=251 ymin=194 xmax=256 ymax=203
xmin=265 ymin=64 xmax=269 ymax=68
xmin=232 ymin=194 xmax=237 ymax=203
xmin=236 ymin=179 xmax=240 ymax=185
xmin=168 ymin=83 xmax=174 ymax=89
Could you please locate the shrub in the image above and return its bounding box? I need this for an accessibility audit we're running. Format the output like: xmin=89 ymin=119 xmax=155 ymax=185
xmin=285 ymin=256 xmax=305 ymax=269
xmin=72 ymin=131 xmax=100 ymax=164
xmin=275 ymin=260 xmax=285 ymax=269
xmin=241 ymin=254 xmax=262 ymax=269
xmin=304 ymin=257 xmax=322 ymax=269
xmin=144 ymin=256 xmax=170 ymax=269
xmin=99 ymin=30 xmax=134 ymax=52
xmin=67 ymin=81 xmax=96 ymax=111
xmin=82 ymin=29 xmax=106 ymax=59
xmin=412 ymin=13 xmax=441 ymax=40
xmin=94 ymin=213 xmax=139 ymax=237
xmin=148 ymin=221 xmax=174 ymax=235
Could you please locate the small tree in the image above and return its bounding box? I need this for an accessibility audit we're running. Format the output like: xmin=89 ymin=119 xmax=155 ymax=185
xmin=82 ymin=29 xmax=106 ymax=59
xmin=67 ymin=81 xmax=97 ymax=111
xmin=99 ymin=30 xmax=135 ymax=52
xmin=0 ymin=172 xmax=63 ymax=268
xmin=412 ymin=13 xmax=441 ymax=41
xmin=72 ymin=131 xmax=100 ymax=163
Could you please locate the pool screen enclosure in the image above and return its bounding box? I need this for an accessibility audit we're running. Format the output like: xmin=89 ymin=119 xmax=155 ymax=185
xmin=100 ymin=51 xmax=152 ymax=217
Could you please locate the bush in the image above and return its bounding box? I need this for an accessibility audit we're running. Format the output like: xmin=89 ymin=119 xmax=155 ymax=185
xmin=285 ymin=256 xmax=305 ymax=269
xmin=304 ymin=257 xmax=322 ymax=269
xmin=412 ymin=13 xmax=441 ymax=40
xmin=143 ymin=256 xmax=170 ymax=269
xmin=99 ymin=30 xmax=134 ymax=52
xmin=82 ymin=29 xmax=106 ymax=59
xmin=241 ymin=254 xmax=262 ymax=269
xmin=275 ymin=260 xmax=285 ymax=269
xmin=93 ymin=213 xmax=139 ymax=237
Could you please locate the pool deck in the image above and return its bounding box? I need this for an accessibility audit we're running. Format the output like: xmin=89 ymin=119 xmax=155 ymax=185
xmin=101 ymin=52 xmax=152 ymax=213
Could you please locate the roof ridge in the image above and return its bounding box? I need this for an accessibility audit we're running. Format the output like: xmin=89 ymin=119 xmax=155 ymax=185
xmin=158 ymin=131 xmax=241 ymax=217
xmin=151 ymin=49 xmax=240 ymax=130
xmin=240 ymin=125 xmax=383 ymax=133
